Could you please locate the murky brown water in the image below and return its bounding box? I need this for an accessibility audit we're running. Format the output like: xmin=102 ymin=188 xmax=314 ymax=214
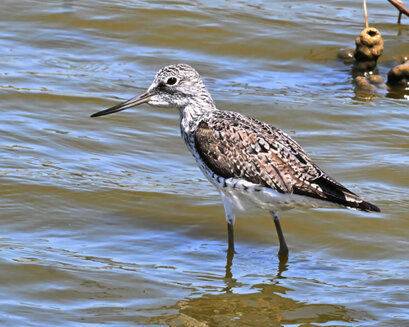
xmin=1 ymin=0 xmax=408 ymax=326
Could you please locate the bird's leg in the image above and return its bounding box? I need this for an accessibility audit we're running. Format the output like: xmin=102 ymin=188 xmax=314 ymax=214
xmin=225 ymin=236 xmax=235 ymax=279
xmin=271 ymin=211 xmax=289 ymax=257
xmin=227 ymin=221 xmax=235 ymax=253
xmin=221 ymin=193 xmax=236 ymax=253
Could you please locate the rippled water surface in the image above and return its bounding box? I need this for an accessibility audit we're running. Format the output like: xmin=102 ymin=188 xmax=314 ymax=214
xmin=1 ymin=0 xmax=408 ymax=326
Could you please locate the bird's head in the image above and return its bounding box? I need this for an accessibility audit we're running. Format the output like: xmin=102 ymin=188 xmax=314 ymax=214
xmin=91 ymin=64 xmax=211 ymax=117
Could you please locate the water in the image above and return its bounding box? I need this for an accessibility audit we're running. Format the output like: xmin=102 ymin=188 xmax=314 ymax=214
xmin=0 ymin=0 xmax=408 ymax=326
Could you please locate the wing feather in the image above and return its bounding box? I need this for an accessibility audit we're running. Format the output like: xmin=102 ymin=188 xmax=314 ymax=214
xmin=194 ymin=111 xmax=380 ymax=212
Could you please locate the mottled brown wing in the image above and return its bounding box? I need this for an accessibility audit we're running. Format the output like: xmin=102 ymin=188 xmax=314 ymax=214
xmin=194 ymin=120 xmax=293 ymax=193
xmin=194 ymin=112 xmax=380 ymax=212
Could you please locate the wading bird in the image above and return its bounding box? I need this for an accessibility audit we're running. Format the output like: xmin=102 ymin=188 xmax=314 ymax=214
xmin=91 ymin=64 xmax=380 ymax=257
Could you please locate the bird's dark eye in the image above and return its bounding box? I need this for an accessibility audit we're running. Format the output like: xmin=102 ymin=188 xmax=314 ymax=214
xmin=166 ymin=77 xmax=178 ymax=85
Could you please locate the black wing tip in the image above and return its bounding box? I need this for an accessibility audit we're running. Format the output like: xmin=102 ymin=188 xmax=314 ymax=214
xmin=358 ymin=200 xmax=381 ymax=213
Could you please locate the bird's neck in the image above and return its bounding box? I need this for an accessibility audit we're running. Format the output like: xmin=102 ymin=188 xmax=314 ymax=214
xmin=178 ymin=95 xmax=217 ymax=134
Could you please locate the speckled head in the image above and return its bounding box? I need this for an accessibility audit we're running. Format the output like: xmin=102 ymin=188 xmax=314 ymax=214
xmin=91 ymin=63 xmax=215 ymax=118
xmin=147 ymin=64 xmax=208 ymax=108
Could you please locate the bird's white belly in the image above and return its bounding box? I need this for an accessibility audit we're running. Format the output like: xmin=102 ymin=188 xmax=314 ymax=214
xmin=199 ymin=166 xmax=340 ymax=214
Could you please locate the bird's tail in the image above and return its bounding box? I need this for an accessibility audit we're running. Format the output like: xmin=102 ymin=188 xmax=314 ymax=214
xmin=321 ymin=179 xmax=381 ymax=212
xmin=343 ymin=193 xmax=380 ymax=212
xmin=295 ymin=176 xmax=381 ymax=213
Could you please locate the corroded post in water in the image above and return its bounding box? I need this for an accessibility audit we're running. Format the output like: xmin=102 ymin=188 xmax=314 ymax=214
xmin=353 ymin=27 xmax=383 ymax=71
xmin=338 ymin=1 xmax=384 ymax=72
xmin=387 ymin=62 xmax=409 ymax=88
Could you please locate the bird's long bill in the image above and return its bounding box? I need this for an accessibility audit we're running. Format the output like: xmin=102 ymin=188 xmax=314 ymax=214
xmin=90 ymin=90 xmax=152 ymax=118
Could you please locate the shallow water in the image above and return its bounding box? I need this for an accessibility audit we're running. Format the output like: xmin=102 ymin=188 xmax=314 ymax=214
xmin=0 ymin=0 xmax=408 ymax=326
